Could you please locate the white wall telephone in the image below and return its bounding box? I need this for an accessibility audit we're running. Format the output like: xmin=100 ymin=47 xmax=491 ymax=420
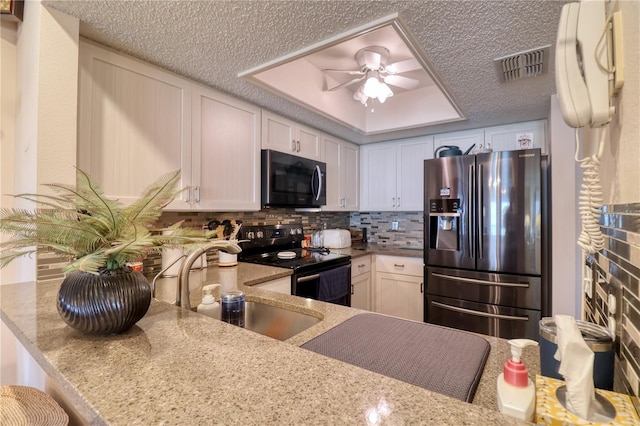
xmin=555 ymin=0 xmax=612 ymax=128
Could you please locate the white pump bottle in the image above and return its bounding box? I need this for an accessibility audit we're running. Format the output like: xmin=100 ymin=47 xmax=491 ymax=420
xmin=496 ymin=339 xmax=539 ymax=422
xmin=197 ymin=284 xmax=220 ymax=318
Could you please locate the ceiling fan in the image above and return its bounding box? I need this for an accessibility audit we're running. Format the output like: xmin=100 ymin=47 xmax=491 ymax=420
xmin=323 ymin=46 xmax=422 ymax=103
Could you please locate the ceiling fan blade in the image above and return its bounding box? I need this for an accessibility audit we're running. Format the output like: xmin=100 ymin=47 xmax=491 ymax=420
xmin=383 ymin=74 xmax=420 ymax=90
xmin=385 ymin=58 xmax=422 ymax=74
xmin=327 ymin=75 xmax=365 ymax=91
xmin=362 ymin=50 xmax=382 ymax=69
xmin=322 ymin=69 xmax=365 ymax=75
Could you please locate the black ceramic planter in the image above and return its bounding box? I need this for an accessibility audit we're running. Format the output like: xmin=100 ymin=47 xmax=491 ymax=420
xmin=57 ymin=269 xmax=152 ymax=335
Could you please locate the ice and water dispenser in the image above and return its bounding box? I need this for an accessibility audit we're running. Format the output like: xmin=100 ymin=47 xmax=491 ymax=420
xmin=428 ymin=199 xmax=460 ymax=251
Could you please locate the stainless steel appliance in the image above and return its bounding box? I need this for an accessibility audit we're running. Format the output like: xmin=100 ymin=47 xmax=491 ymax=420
xmin=424 ymin=149 xmax=549 ymax=340
xmin=261 ymin=150 xmax=326 ymax=208
xmin=238 ymin=224 xmax=351 ymax=306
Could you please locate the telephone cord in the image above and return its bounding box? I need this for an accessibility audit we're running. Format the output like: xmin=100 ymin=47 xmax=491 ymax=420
xmin=575 ymin=127 xmax=606 ymax=253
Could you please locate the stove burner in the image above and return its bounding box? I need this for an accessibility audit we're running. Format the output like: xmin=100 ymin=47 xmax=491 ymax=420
xmin=277 ymin=251 xmax=297 ymax=260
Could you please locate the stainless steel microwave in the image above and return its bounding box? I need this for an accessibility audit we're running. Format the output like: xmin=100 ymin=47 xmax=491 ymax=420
xmin=261 ymin=149 xmax=326 ymax=208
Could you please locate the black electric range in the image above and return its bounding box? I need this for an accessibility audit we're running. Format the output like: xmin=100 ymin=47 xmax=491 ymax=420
xmin=237 ymin=224 xmax=351 ymax=305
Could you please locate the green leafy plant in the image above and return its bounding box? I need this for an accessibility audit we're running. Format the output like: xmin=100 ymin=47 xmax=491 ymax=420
xmin=0 ymin=169 xmax=220 ymax=274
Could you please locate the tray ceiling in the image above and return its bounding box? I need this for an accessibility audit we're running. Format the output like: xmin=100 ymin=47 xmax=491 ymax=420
xmin=43 ymin=0 xmax=571 ymax=144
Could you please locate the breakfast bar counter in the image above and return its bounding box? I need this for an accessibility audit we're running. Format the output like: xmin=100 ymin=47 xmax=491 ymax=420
xmin=1 ymin=263 xmax=537 ymax=425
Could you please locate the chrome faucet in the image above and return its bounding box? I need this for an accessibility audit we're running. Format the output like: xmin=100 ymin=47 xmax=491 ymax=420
xmin=176 ymin=241 xmax=242 ymax=310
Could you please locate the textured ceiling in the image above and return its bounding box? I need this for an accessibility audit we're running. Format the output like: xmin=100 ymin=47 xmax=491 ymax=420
xmin=44 ymin=0 xmax=571 ymax=144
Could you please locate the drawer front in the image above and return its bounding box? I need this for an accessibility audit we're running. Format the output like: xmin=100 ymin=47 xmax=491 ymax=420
xmin=351 ymin=255 xmax=371 ymax=276
xmin=376 ymin=255 xmax=423 ymax=276
xmin=426 ymin=294 xmax=540 ymax=340
xmin=426 ymin=266 xmax=541 ymax=310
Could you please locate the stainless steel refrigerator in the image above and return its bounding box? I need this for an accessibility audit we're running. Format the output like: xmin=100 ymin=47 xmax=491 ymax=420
xmin=424 ymin=149 xmax=550 ymax=340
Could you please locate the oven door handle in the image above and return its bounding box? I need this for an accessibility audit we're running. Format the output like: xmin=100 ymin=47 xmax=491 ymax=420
xmin=431 ymin=301 xmax=529 ymax=321
xmin=297 ymin=274 xmax=320 ymax=283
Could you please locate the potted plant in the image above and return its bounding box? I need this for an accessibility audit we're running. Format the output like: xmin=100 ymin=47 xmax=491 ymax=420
xmin=0 ymin=169 xmax=239 ymax=335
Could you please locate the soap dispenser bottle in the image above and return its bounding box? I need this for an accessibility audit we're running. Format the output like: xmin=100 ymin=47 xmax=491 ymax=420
xmin=497 ymin=338 xmax=539 ymax=422
xmin=197 ymin=284 xmax=220 ymax=318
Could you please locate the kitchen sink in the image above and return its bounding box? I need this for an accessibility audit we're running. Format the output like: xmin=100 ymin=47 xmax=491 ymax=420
xmin=199 ymin=300 xmax=322 ymax=341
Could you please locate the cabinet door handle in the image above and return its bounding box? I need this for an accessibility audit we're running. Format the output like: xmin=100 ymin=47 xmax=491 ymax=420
xmin=392 ymin=197 xmax=396 ymax=207
xmin=194 ymin=186 xmax=200 ymax=203
xmin=291 ymin=140 xmax=296 ymax=152
xmin=358 ymin=264 xmax=366 ymax=268
xmin=296 ymin=140 xmax=301 ymax=152
xmin=420 ymin=282 xmax=424 ymax=293
xmin=185 ymin=185 xmax=191 ymax=202
xmin=393 ymin=264 xmax=405 ymax=268
xmin=351 ymin=284 xmax=355 ymax=295
xmin=397 ymin=197 xmax=400 ymax=207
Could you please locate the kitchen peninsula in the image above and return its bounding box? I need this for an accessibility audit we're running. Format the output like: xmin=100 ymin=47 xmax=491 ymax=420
xmin=1 ymin=261 xmax=537 ymax=425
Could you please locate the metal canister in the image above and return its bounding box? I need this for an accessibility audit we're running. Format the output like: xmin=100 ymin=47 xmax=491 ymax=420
xmin=539 ymin=317 xmax=615 ymax=390
xmin=220 ymin=291 xmax=245 ymax=327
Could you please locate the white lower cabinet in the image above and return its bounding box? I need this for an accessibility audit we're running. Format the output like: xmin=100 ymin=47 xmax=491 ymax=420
xmin=350 ymin=255 xmax=371 ymax=310
xmin=373 ymin=255 xmax=424 ymax=322
xmin=254 ymin=277 xmax=291 ymax=295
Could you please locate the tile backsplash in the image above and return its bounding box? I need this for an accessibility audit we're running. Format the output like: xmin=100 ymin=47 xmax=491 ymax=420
xmin=584 ymin=203 xmax=640 ymax=402
xmin=350 ymin=211 xmax=424 ymax=248
xmin=36 ymin=208 xmax=426 ymax=279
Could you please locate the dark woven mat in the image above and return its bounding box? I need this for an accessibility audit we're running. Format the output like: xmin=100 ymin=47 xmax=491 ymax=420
xmin=301 ymin=313 xmax=490 ymax=402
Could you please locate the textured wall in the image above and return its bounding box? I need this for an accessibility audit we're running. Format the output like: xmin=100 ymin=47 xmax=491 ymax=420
xmin=580 ymin=0 xmax=640 ymax=403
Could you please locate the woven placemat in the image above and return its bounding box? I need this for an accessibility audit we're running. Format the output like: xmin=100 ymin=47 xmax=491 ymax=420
xmin=302 ymin=313 xmax=491 ymax=402
xmin=0 ymin=385 xmax=69 ymax=426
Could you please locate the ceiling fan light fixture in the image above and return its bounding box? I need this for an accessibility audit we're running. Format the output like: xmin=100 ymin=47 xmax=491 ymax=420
xmin=353 ymin=85 xmax=369 ymax=105
xmin=377 ymin=83 xmax=393 ymax=103
xmin=363 ymin=71 xmax=381 ymax=98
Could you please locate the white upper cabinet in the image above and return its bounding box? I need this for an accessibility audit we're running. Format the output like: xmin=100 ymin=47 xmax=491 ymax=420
xmin=261 ymin=111 xmax=322 ymax=161
xmin=191 ymin=86 xmax=261 ymax=211
xmin=432 ymin=121 xmax=547 ymax=156
xmin=396 ymin=140 xmax=434 ymax=211
xmin=360 ymin=137 xmax=434 ymax=212
xmin=77 ymin=40 xmax=192 ymax=209
xmin=78 ymin=41 xmax=261 ymax=211
xmin=433 ymin=129 xmax=485 ymax=157
xmin=323 ymin=135 xmax=359 ymax=211
xmin=483 ymin=120 xmax=547 ymax=153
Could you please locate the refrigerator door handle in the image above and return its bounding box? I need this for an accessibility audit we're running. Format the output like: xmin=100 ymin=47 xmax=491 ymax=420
xmin=478 ymin=163 xmax=484 ymax=259
xmin=431 ymin=301 xmax=529 ymax=321
xmin=468 ymin=164 xmax=475 ymax=258
xmin=431 ymin=272 xmax=530 ymax=288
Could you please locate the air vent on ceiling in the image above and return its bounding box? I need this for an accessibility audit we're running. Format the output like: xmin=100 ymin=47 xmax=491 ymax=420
xmin=494 ymin=45 xmax=551 ymax=83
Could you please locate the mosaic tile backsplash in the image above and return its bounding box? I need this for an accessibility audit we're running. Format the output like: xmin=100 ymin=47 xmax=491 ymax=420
xmin=35 ymin=208 xmax=426 ymax=279
xmin=584 ymin=203 xmax=640 ymax=403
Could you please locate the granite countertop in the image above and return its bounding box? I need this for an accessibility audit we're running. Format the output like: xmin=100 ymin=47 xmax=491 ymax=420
xmin=1 ymin=261 xmax=538 ymax=425
xmin=331 ymin=244 xmax=424 ymax=259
